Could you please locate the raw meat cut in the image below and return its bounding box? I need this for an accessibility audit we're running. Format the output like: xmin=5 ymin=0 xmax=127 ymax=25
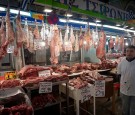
xmin=18 ymin=65 xmax=51 ymax=79
xmin=96 ymin=30 xmax=106 ymax=59
xmin=32 ymin=93 xmax=56 ymax=109
xmin=23 ymin=19 xmax=30 ymax=48
xmin=1 ymin=104 xmax=33 ymax=115
xmin=33 ymin=21 xmax=40 ymax=39
xmin=0 ymin=17 xmax=6 ymax=60
xmin=40 ymin=22 xmax=46 ymax=40
xmin=119 ymin=36 xmax=124 ymax=52
xmin=115 ymin=35 xmax=119 ymax=50
xmin=5 ymin=7 xmax=15 ymax=43
xmin=0 ymin=79 xmax=21 ymax=89
xmin=69 ymin=26 xmax=75 ymax=45
xmin=92 ymin=29 xmax=99 ymax=48
xmin=109 ymin=36 xmax=114 ymax=49
xmin=69 ymin=77 xmax=88 ymax=89
xmin=63 ymin=26 xmax=72 ymax=51
xmin=0 ymin=8 xmax=15 ymax=59
xmin=83 ymin=27 xmax=93 ymax=51
xmin=79 ymin=27 xmax=84 ymax=49
xmin=74 ymin=32 xmax=79 ymax=52
xmin=14 ymin=11 xmax=26 ymax=56
xmin=59 ymin=29 xmax=64 ymax=51
xmin=50 ymin=25 xmax=60 ymax=64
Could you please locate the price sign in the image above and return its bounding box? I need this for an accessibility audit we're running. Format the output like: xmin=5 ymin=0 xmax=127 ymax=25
xmin=95 ymin=80 xmax=105 ymax=97
xmin=4 ymin=71 xmax=16 ymax=80
xmin=7 ymin=46 xmax=14 ymax=53
xmin=80 ymin=86 xmax=92 ymax=103
xmin=39 ymin=82 xmax=52 ymax=93
xmin=38 ymin=70 xmax=51 ymax=77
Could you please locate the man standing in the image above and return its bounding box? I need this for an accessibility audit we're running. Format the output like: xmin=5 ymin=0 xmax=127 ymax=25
xmin=117 ymin=45 xmax=135 ymax=115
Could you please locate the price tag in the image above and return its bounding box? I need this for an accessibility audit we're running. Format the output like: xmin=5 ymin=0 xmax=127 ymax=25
xmin=38 ymin=70 xmax=51 ymax=77
xmin=80 ymin=86 xmax=91 ymax=103
xmin=95 ymin=80 xmax=105 ymax=97
xmin=4 ymin=71 xmax=16 ymax=80
xmin=7 ymin=46 xmax=14 ymax=53
xmin=39 ymin=82 xmax=52 ymax=93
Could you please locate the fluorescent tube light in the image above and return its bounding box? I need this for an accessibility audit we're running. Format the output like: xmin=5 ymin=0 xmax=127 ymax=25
xmin=44 ymin=9 xmax=52 ymax=13
xmin=20 ymin=11 xmax=31 ymax=16
xmin=10 ymin=9 xmax=31 ymax=16
xmin=125 ymin=42 xmax=128 ymax=46
xmin=103 ymin=25 xmax=125 ymax=31
xmin=106 ymin=42 xmax=108 ymax=45
xmin=83 ymin=41 xmax=87 ymax=45
xmin=66 ymin=13 xmax=73 ymax=17
xmin=116 ymin=24 xmax=121 ymax=26
xmin=0 ymin=7 xmax=6 ymax=11
xmin=95 ymin=19 xmax=101 ymax=23
xmin=59 ymin=18 xmax=135 ymax=33
xmin=130 ymin=27 xmax=134 ymax=29
xmin=59 ymin=19 xmax=67 ymax=23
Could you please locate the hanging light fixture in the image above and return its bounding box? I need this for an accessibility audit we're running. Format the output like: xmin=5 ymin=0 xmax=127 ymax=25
xmin=65 ymin=13 xmax=73 ymax=17
xmin=125 ymin=42 xmax=128 ymax=46
xmin=116 ymin=24 xmax=121 ymax=26
xmin=95 ymin=19 xmax=101 ymax=23
xmin=44 ymin=8 xmax=52 ymax=13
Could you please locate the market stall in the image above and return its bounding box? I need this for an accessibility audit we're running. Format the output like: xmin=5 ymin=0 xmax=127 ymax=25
xmin=0 ymin=0 xmax=135 ymax=115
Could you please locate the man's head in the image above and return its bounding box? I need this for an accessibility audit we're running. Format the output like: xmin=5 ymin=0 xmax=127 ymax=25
xmin=126 ymin=45 xmax=135 ymax=59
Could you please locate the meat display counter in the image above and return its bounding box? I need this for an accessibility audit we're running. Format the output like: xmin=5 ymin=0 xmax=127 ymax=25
xmin=0 ymin=87 xmax=33 ymax=115
xmin=24 ymin=79 xmax=69 ymax=115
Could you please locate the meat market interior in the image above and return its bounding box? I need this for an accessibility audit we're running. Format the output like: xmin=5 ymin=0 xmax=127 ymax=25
xmin=0 ymin=0 xmax=135 ymax=115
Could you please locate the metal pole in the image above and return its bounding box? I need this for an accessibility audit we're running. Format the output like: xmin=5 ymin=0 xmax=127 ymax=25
xmin=94 ymin=86 xmax=96 ymax=115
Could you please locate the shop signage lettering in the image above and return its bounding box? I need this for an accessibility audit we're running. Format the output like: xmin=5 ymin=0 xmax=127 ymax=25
xmin=56 ymin=0 xmax=134 ymax=20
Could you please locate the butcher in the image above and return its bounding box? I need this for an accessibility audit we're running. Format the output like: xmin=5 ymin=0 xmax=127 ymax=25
xmin=117 ymin=45 xmax=135 ymax=115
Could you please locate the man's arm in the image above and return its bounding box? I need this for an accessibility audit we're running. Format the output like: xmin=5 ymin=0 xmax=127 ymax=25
xmin=116 ymin=63 xmax=121 ymax=82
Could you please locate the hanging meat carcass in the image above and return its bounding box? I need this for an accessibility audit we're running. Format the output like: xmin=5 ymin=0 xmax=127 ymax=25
xmin=50 ymin=25 xmax=60 ymax=64
xmin=14 ymin=11 xmax=27 ymax=56
xmin=83 ymin=27 xmax=93 ymax=51
xmin=63 ymin=26 xmax=72 ymax=51
xmin=59 ymin=29 xmax=64 ymax=51
xmin=79 ymin=27 xmax=84 ymax=49
xmin=5 ymin=8 xmax=15 ymax=43
xmin=74 ymin=31 xmax=79 ymax=52
xmin=92 ymin=29 xmax=99 ymax=48
xmin=119 ymin=36 xmax=124 ymax=52
xmin=28 ymin=27 xmax=34 ymax=53
xmin=132 ymin=37 xmax=135 ymax=45
xmin=0 ymin=8 xmax=15 ymax=59
xmin=40 ymin=22 xmax=46 ymax=41
xmin=33 ymin=21 xmax=41 ymax=39
xmin=24 ymin=19 xmax=30 ymax=48
xmin=23 ymin=19 xmax=34 ymax=53
xmin=69 ymin=26 xmax=75 ymax=46
xmin=96 ymin=30 xmax=106 ymax=59
xmin=115 ymin=35 xmax=119 ymax=50
xmin=109 ymin=36 xmax=114 ymax=50
xmin=0 ymin=18 xmax=6 ymax=60
xmin=48 ymin=24 xmax=54 ymax=46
